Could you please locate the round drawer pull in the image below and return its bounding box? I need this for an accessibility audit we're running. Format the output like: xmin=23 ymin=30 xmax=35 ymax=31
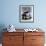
xmin=32 ymin=39 xmax=36 ymax=40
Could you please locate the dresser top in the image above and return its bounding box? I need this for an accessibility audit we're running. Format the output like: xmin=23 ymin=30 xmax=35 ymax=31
xmin=4 ymin=29 xmax=44 ymax=33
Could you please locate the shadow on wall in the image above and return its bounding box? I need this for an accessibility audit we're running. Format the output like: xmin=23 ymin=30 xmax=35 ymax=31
xmin=0 ymin=24 xmax=7 ymax=43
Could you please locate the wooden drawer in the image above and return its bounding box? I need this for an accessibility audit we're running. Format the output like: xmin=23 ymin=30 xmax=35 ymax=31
xmin=24 ymin=32 xmax=45 ymax=46
xmin=3 ymin=35 xmax=23 ymax=44
xmin=3 ymin=43 xmax=23 ymax=46
xmin=24 ymin=35 xmax=32 ymax=41
xmin=31 ymin=44 xmax=44 ymax=46
xmin=24 ymin=36 xmax=32 ymax=46
xmin=24 ymin=32 xmax=44 ymax=36
xmin=3 ymin=32 xmax=23 ymax=36
xmin=24 ymin=36 xmax=44 ymax=44
xmin=32 ymin=36 xmax=45 ymax=44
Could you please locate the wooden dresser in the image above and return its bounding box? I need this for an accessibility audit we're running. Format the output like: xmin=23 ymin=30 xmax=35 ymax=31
xmin=2 ymin=30 xmax=45 ymax=46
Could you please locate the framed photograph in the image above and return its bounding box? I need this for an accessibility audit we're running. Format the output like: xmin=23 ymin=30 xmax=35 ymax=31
xmin=19 ymin=5 xmax=34 ymax=23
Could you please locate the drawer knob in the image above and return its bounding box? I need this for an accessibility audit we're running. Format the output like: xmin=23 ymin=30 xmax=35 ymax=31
xmin=32 ymin=39 xmax=36 ymax=40
xmin=9 ymin=38 xmax=14 ymax=40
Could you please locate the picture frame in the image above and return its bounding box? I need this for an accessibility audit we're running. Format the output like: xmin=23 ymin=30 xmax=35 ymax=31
xmin=19 ymin=5 xmax=34 ymax=23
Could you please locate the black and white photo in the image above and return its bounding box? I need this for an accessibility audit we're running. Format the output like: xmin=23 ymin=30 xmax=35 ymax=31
xmin=19 ymin=5 xmax=34 ymax=23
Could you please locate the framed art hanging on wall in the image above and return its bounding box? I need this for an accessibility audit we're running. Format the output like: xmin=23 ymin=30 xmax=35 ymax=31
xmin=19 ymin=5 xmax=34 ymax=23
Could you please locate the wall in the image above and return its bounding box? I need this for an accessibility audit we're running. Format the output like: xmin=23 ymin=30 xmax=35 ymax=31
xmin=0 ymin=0 xmax=46 ymax=29
xmin=0 ymin=0 xmax=46 ymax=43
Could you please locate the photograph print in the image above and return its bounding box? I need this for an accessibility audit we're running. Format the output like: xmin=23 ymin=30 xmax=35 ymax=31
xmin=19 ymin=5 xmax=34 ymax=23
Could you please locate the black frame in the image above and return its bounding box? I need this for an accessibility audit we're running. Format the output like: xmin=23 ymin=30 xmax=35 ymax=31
xmin=19 ymin=5 xmax=34 ymax=23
